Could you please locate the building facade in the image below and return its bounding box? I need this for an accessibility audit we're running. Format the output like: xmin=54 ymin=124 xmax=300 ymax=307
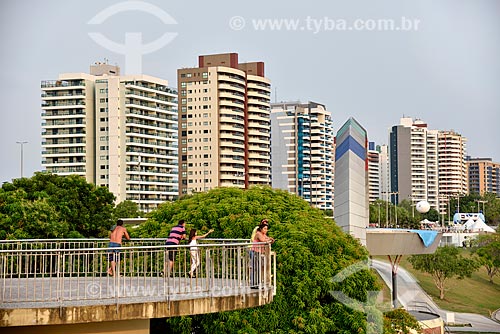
xmin=467 ymin=157 xmax=500 ymax=196
xmin=378 ymin=144 xmax=390 ymax=202
xmin=41 ymin=63 xmax=178 ymax=212
xmin=177 ymin=53 xmax=271 ymax=196
xmin=437 ymin=130 xmax=468 ymax=213
xmin=389 ymin=117 xmax=439 ymax=210
xmin=367 ymin=142 xmax=380 ymax=203
xmin=334 ymin=117 xmax=369 ymax=245
xmin=270 ymin=101 xmax=335 ymax=210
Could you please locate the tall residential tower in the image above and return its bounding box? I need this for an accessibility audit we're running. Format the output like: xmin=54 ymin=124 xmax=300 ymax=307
xmin=41 ymin=63 xmax=178 ymax=212
xmin=389 ymin=117 xmax=439 ymax=210
xmin=270 ymin=101 xmax=335 ymax=210
xmin=177 ymin=53 xmax=271 ymax=196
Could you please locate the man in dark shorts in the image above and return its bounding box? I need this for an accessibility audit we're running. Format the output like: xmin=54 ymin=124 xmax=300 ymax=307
xmin=107 ymin=219 xmax=130 ymax=276
xmin=164 ymin=219 xmax=187 ymax=276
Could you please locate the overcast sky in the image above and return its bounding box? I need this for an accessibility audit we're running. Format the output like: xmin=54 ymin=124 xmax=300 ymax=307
xmin=1 ymin=0 xmax=499 ymax=184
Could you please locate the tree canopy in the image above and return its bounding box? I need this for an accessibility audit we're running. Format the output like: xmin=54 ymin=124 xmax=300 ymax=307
xmin=0 ymin=172 xmax=115 ymax=238
xmin=138 ymin=186 xmax=399 ymax=333
xmin=408 ymin=246 xmax=479 ymax=299
xmin=473 ymin=232 xmax=500 ymax=283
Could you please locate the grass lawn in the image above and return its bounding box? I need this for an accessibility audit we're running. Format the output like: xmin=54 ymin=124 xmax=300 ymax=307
xmin=376 ymin=251 xmax=500 ymax=317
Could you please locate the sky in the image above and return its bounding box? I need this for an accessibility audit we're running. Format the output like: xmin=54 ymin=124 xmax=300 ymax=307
xmin=1 ymin=0 xmax=499 ymax=184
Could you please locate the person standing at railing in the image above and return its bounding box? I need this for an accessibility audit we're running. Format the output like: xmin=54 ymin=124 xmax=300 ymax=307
xmin=164 ymin=219 xmax=187 ymax=276
xmin=249 ymin=219 xmax=268 ymax=286
xmin=107 ymin=219 xmax=130 ymax=276
xmin=251 ymin=221 xmax=274 ymax=289
xmin=188 ymin=228 xmax=214 ymax=278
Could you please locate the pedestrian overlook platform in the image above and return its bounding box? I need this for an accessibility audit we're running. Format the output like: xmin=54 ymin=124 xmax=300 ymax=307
xmin=0 ymin=238 xmax=275 ymax=333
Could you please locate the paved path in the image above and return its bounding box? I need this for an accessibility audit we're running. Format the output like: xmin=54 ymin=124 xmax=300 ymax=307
xmin=372 ymin=259 xmax=500 ymax=333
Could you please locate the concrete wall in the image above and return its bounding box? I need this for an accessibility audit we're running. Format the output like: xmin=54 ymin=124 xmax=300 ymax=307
xmin=2 ymin=319 xmax=149 ymax=334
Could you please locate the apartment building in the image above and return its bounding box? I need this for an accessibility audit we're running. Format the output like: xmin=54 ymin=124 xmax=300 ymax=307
xmin=41 ymin=63 xmax=178 ymax=212
xmin=378 ymin=144 xmax=390 ymax=201
xmin=177 ymin=53 xmax=271 ymax=195
xmin=270 ymin=101 xmax=335 ymax=210
xmin=467 ymin=157 xmax=500 ymax=196
xmin=437 ymin=130 xmax=468 ymax=213
xmin=367 ymin=142 xmax=380 ymax=203
xmin=389 ymin=117 xmax=439 ymax=210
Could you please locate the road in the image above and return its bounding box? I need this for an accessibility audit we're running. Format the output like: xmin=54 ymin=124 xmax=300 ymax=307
xmin=371 ymin=259 xmax=500 ymax=333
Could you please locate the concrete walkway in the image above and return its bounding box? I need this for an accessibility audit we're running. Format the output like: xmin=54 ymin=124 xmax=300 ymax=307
xmin=372 ymin=259 xmax=500 ymax=333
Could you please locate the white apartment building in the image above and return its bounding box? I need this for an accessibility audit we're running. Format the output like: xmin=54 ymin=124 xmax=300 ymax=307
xmin=378 ymin=144 xmax=390 ymax=201
xmin=389 ymin=117 xmax=439 ymax=210
xmin=270 ymin=101 xmax=335 ymax=210
xmin=41 ymin=63 xmax=178 ymax=212
xmin=367 ymin=142 xmax=380 ymax=203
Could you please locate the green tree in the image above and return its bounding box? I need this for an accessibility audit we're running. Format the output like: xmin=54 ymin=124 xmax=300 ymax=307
xmin=473 ymin=233 xmax=500 ymax=283
xmin=409 ymin=246 xmax=480 ymax=299
xmin=138 ymin=187 xmax=381 ymax=333
xmin=0 ymin=172 xmax=115 ymax=238
xmin=421 ymin=208 xmax=440 ymax=223
xmin=113 ymin=200 xmax=142 ymax=220
xmin=383 ymin=308 xmax=421 ymax=334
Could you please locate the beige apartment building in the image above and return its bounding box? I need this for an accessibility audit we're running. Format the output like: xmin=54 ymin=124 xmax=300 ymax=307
xmin=437 ymin=130 xmax=468 ymax=213
xmin=41 ymin=63 xmax=178 ymax=212
xmin=467 ymin=157 xmax=500 ymax=196
xmin=177 ymin=53 xmax=271 ymax=195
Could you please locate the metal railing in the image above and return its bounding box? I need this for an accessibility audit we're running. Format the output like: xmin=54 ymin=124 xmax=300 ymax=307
xmin=0 ymin=239 xmax=274 ymax=308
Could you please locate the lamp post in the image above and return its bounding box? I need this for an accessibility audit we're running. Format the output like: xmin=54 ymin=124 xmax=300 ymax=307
xmin=390 ymin=192 xmax=399 ymax=227
xmin=377 ymin=202 xmax=382 ymax=227
xmin=16 ymin=141 xmax=28 ymax=178
xmin=408 ymin=195 xmax=414 ymax=218
xmin=455 ymin=192 xmax=465 ymax=214
xmin=476 ymin=200 xmax=488 ymax=217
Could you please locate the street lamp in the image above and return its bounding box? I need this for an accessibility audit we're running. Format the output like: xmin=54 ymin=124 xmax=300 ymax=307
xmin=16 ymin=141 xmax=28 ymax=178
xmin=455 ymin=192 xmax=465 ymax=214
xmin=377 ymin=202 xmax=382 ymax=227
xmin=476 ymin=200 xmax=488 ymax=215
xmin=408 ymin=195 xmax=414 ymax=218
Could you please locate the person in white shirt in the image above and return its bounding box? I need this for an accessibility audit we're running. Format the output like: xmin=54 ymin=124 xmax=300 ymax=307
xmin=188 ymin=228 xmax=214 ymax=278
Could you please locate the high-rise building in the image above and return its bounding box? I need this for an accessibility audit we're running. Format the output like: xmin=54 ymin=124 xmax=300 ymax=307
xmin=378 ymin=144 xmax=390 ymax=201
xmin=437 ymin=130 xmax=468 ymax=213
xmin=367 ymin=142 xmax=380 ymax=203
xmin=467 ymin=157 xmax=500 ymax=196
xmin=389 ymin=117 xmax=438 ymax=210
xmin=41 ymin=63 xmax=178 ymax=212
xmin=334 ymin=117 xmax=369 ymax=245
xmin=270 ymin=101 xmax=335 ymax=210
xmin=177 ymin=53 xmax=271 ymax=195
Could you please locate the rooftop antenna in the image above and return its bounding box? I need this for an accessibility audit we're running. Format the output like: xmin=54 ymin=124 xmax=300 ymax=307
xmin=274 ymin=87 xmax=277 ymax=103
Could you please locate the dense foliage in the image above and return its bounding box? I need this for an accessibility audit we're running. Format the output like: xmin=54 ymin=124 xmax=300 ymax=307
xmin=472 ymin=232 xmax=500 ymax=283
xmin=408 ymin=246 xmax=480 ymax=299
xmin=0 ymin=173 xmax=115 ymax=238
xmin=138 ymin=186 xmax=403 ymax=333
xmin=112 ymin=200 xmax=142 ymax=220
